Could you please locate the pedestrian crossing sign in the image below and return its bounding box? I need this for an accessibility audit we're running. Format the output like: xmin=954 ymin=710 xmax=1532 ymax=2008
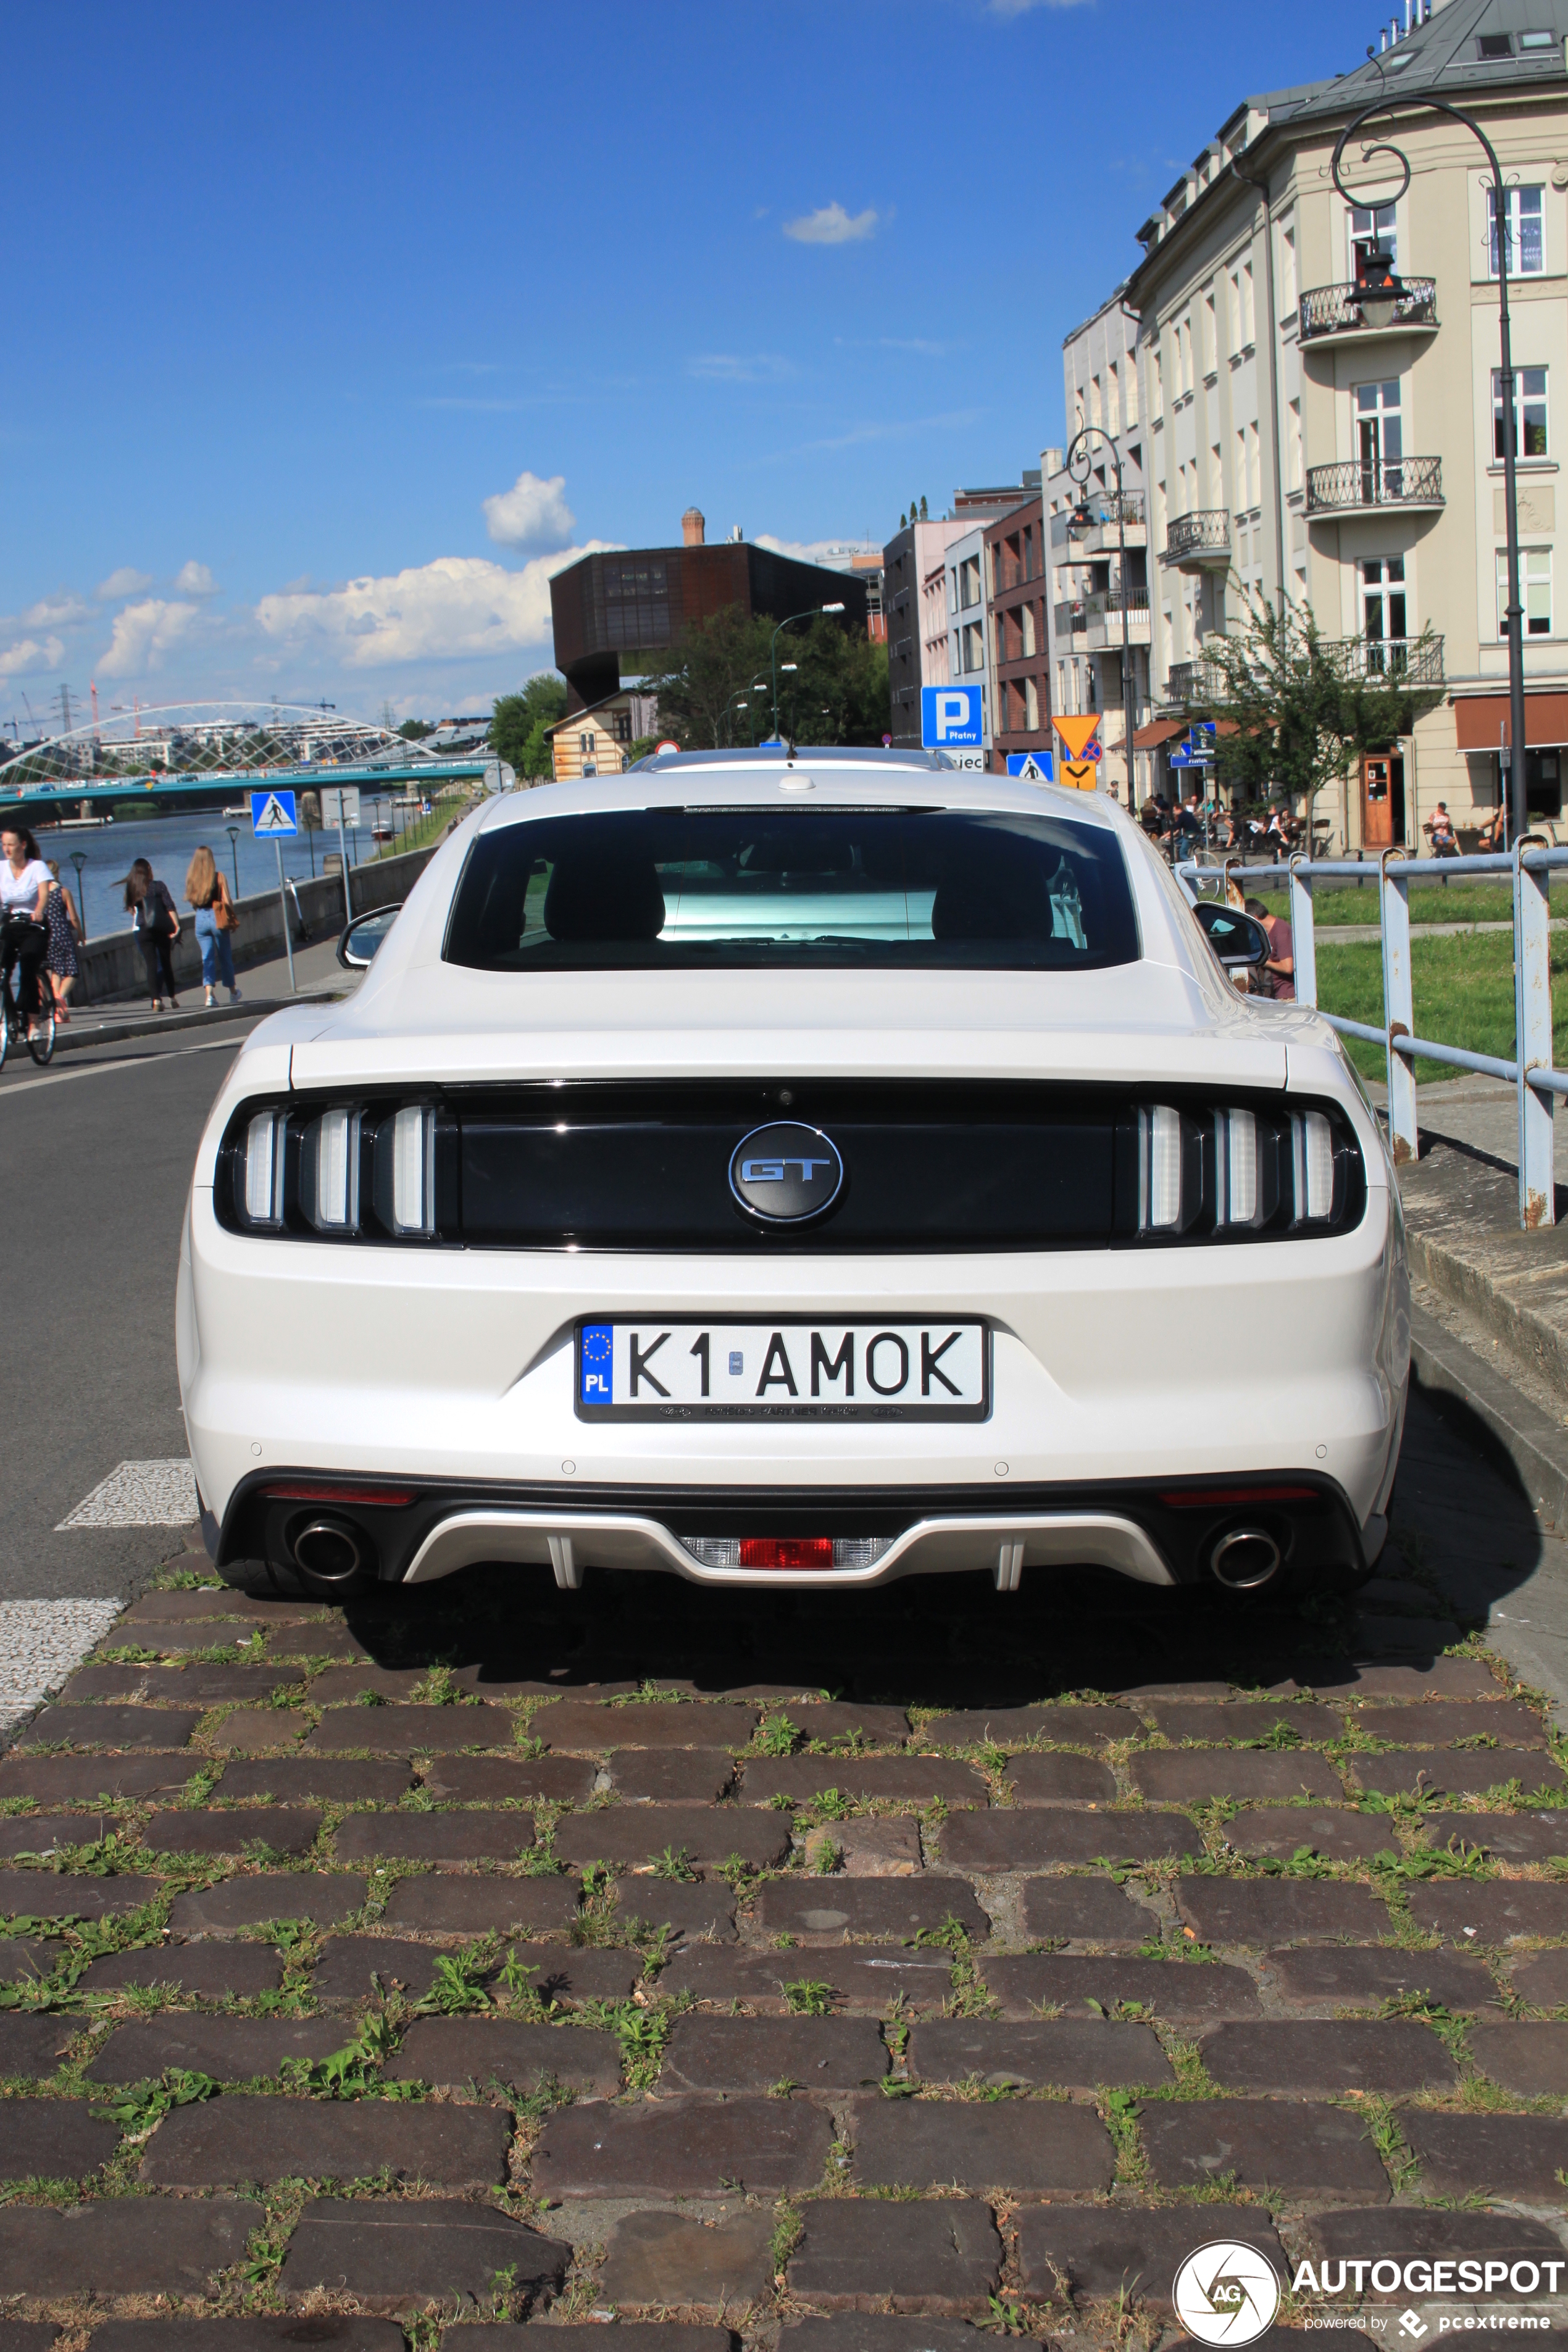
xmin=251 ymin=788 xmax=298 ymax=836
xmin=1006 ymin=751 xmax=1054 ymax=782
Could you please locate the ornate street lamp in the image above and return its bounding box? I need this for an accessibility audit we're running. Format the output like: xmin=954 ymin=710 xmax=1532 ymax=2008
xmin=1348 ymin=240 xmax=1407 ymax=333
xmin=1064 ymin=427 xmax=1140 ymax=809
xmin=1333 ymin=98 xmax=1527 ymax=841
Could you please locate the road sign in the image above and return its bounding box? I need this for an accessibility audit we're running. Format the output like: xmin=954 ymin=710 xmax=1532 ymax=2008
xmin=251 ymin=788 xmax=298 ymax=836
xmin=319 ymin=785 xmax=361 ymax=827
xmin=1191 ymin=721 xmax=1217 ymax=747
xmin=656 ymin=738 xmax=680 ymax=754
xmin=922 ymin=684 xmax=983 ymax=749
xmin=1007 ymin=751 xmax=1054 ymax=781
xmin=1169 ymin=744 xmax=1195 ymax=769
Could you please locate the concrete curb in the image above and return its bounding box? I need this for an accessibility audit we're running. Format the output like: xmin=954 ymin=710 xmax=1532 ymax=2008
xmin=40 ymin=993 xmax=341 ymax=1056
xmin=1409 ymin=1299 xmax=1568 ymax=1530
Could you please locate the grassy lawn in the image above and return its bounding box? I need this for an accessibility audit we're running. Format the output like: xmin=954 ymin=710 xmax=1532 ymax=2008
xmin=370 ymin=791 xmax=468 ymax=862
xmin=1249 ymin=880 xmax=1517 ymax=927
xmin=1314 ymin=930 xmax=1568 ymax=1085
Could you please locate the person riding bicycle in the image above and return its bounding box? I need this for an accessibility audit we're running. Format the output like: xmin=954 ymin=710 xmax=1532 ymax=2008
xmin=1 ymin=824 xmax=51 ymax=1041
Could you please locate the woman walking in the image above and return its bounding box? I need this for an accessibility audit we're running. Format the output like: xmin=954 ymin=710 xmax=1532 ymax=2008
xmin=185 ymin=845 xmax=241 ymax=1009
xmin=125 ymin=857 xmax=181 ymax=1011
xmin=43 ymin=860 xmax=83 ymax=1020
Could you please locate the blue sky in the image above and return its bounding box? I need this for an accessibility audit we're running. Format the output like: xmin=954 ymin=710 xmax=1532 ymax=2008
xmin=3 ymin=0 xmax=1379 ymax=728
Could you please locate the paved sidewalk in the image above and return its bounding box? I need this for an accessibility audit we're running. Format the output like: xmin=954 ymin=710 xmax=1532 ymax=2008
xmin=1 ymin=1540 xmax=1565 ymax=2342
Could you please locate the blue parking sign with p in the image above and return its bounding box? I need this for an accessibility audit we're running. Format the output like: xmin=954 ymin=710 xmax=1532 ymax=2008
xmin=580 ymin=1323 xmax=613 ymax=1405
xmin=922 ymin=684 xmax=982 ymax=749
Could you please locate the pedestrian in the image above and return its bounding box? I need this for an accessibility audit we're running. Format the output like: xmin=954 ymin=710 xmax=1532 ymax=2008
xmin=1426 ymin=801 xmax=1459 ymax=885
xmin=123 ymin=857 xmax=181 ymax=1011
xmin=1245 ymin=893 xmax=1295 ymax=1001
xmin=43 ymin=859 xmax=83 ymax=1021
xmin=185 ymin=844 xmax=242 ymax=1010
xmin=0 ymin=823 xmax=52 ymax=1039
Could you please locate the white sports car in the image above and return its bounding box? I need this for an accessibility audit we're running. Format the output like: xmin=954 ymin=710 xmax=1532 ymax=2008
xmin=177 ymin=748 xmax=1407 ymax=1603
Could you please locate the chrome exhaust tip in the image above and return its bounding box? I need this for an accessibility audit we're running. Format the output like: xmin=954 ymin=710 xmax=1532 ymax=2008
xmin=290 ymin=1514 xmax=372 ymax=1585
xmin=1209 ymin=1525 xmax=1282 ymax=1591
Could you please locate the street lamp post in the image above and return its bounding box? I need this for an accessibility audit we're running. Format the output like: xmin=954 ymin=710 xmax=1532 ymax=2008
xmin=225 ymin=825 xmax=241 ymax=901
xmin=69 ymin=850 xmax=88 ymax=939
xmin=770 ymin=604 xmax=846 ymax=740
xmin=1065 ymin=427 xmax=1139 ymax=810
xmin=1332 ymin=98 xmax=1526 ymax=841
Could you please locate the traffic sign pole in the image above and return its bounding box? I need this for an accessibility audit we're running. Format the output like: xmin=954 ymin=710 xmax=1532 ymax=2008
xmin=275 ymin=840 xmax=296 ymax=994
xmin=338 ymin=812 xmax=352 ymax=925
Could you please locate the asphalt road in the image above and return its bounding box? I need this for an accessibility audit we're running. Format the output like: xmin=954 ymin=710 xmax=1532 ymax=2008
xmin=0 ymin=1021 xmax=250 ymax=1600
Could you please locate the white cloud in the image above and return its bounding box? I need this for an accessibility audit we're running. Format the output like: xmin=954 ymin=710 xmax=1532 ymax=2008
xmin=175 ymin=560 xmax=219 ymax=597
xmin=481 ymin=470 xmax=575 ymax=549
xmin=254 ymin=548 xmax=619 ymax=671
xmin=755 ymin=535 xmax=878 ymax=564
xmin=96 ymin=566 xmax=153 ymax=601
xmin=0 ymin=635 xmax=64 ymax=678
xmin=688 ymin=353 xmax=794 ymax=383
xmin=784 ymin=202 xmax=878 ymax=246
xmin=20 ymin=592 xmax=91 ymax=630
xmin=98 ymin=599 xmax=200 ymax=679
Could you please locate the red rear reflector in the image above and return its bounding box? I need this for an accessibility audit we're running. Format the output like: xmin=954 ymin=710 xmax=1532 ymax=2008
xmin=739 ymin=1537 xmax=835 ymax=1570
xmin=264 ymin=1485 xmax=415 ymax=1507
xmin=1159 ymin=1486 xmax=1318 ymax=1508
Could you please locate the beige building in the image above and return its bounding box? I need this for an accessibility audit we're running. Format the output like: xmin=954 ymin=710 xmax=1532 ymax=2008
xmin=1122 ymin=1 xmax=1568 ymax=850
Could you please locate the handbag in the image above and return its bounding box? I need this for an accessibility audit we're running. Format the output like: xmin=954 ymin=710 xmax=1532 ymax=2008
xmin=214 ymin=884 xmax=239 ymax=934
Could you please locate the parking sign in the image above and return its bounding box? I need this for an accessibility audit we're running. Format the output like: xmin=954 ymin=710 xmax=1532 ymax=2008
xmin=921 ymin=684 xmax=983 ymax=749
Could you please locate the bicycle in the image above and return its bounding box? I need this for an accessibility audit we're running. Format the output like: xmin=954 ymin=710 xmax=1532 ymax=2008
xmin=0 ymin=915 xmax=56 ymax=1069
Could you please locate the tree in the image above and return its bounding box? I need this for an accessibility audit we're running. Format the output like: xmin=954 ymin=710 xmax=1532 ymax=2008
xmin=396 ymin=719 xmax=432 ymax=742
xmin=649 ymin=606 xmax=889 ymax=751
xmin=1206 ymin=591 xmax=1445 ymax=841
xmin=490 ymin=673 xmax=567 ymax=778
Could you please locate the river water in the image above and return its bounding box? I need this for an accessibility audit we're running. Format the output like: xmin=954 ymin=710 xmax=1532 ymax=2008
xmin=26 ymin=798 xmax=426 ymax=942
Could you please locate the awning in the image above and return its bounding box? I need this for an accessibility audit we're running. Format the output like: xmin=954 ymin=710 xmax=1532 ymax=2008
xmin=1454 ymin=691 xmax=1568 ymax=751
xmin=1132 ymin=719 xmax=1185 ymax=749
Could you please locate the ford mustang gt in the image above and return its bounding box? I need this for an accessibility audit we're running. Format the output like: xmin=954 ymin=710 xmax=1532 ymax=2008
xmin=177 ymin=748 xmax=1408 ymax=1601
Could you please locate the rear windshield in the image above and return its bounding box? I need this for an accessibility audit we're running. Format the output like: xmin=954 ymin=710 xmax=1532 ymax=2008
xmin=444 ymin=806 xmax=1139 ymax=972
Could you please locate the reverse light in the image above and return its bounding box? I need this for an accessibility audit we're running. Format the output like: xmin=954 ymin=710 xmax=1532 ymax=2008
xmin=310 ymin=1107 xmax=360 ymax=1231
xmin=243 ymin=1110 xmax=285 ymax=1225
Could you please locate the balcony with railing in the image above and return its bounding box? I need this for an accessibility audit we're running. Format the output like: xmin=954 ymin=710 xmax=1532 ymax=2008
xmin=1322 ymin=633 xmax=1445 ymax=686
xmin=1053 ymin=600 xmax=1088 ymax=640
xmin=1305 ymin=456 xmax=1443 ymax=515
xmin=1066 ymin=490 xmax=1147 ymax=557
xmin=1161 ymin=509 xmax=1231 ymax=569
xmin=1084 ymin=587 xmax=1152 ymax=649
xmin=1298 ymin=278 xmax=1438 ymax=344
xmin=1166 ymin=656 xmax=1224 ymax=708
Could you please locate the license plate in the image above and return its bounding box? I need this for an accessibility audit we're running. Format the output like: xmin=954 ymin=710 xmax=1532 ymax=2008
xmin=575 ymin=1319 xmax=988 ymax=1420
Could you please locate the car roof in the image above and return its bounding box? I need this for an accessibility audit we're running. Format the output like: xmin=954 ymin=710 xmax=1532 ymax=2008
xmin=477 ymin=747 xmax=1123 ymax=832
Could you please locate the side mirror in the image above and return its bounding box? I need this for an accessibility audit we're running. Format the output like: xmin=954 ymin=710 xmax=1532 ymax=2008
xmin=1193 ymin=900 xmax=1271 ymax=969
xmin=337 ymin=905 xmax=401 ymax=969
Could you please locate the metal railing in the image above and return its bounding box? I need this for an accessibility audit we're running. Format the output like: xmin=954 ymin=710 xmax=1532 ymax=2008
xmin=1177 ymin=846 xmax=1566 ymax=1229
xmin=1298 ymin=278 xmax=1439 ymax=341
xmin=1321 ymin=633 xmax=1445 ymax=686
xmin=1167 ymin=656 xmax=1224 ymax=705
xmin=1305 ymin=456 xmax=1444 ymax=514
xmin=1086 ymin=587 xmax=1152 ymax=615
xmin=1054 ymin=601 xmax=1088 ymax=636
xmin=1162 ymin=509 xmax=1232 ymax=564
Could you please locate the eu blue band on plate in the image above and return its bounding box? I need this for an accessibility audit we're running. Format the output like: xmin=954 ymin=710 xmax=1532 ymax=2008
xmin=580 ymin=1322 xmax=614 ymax=1405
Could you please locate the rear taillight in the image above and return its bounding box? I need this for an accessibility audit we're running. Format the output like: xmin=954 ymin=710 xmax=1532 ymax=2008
xmin=242 ymin=1110 xmax=285 ymax=1227
xmin=1132 ymin=1101 xmax=1359 ymax=1240
xmin=680 ymin=1535 xmax=893 ymax=1571
xmin=389 ymin=1105 xmax=434 ymax=1235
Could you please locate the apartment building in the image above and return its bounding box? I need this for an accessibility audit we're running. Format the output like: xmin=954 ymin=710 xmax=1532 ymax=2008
xmin=984 ymin=494 xmax=1053 ymax=772
xmin=883 ymin=481 xmax=1038 ymax=748
xmin=1043 ymin=289 xmax=1151 ymax=800
xmin=1122 ymin=0 xmax=1568 ymax=849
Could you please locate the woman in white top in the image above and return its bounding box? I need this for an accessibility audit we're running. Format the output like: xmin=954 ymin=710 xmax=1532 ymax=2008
xmin=1 ymin=824 xmax=52 ymax=1036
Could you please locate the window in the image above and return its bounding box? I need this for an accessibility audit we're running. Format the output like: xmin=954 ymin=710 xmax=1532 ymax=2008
xmin=1520 ymin=29 xmax=1556 ymax=48
xmin=1288 ymin=397 xmax=1303 ymax=491
xmin=1246 ymin=420 xmax=1262 ymax=510
xmin=1025 ymin=675 xmax=1040 ymax=731
xmin=1488 ymin=185 xmax=1545 ymax=277
xmin=1090 ymin=374 xmax=1103 ymax=427
xmin=444 ymin=808 xmax=1141 ymax=974
xmin=1229 ymin=266 xmax=1244 ymax=354
xmin=1362 ymin=556 xmax=1407 ymax=664
xmin=1203 ymin=290 xmax=1217 ymax=374
xmin=1021 ymin=603 xmax=1037 ymax=657
xmin=963 ymin=622 xmax=985 ymax=672
xmin=1498 ymin=546 xmax=1553 ymax=636
xmin=1107 ymin=362 xmax=1121 ymax=435
xmin=1279 ymin=215 xmax=1298 ymax=314
xmin=1477 ymin=31 xmax=1514 ymax=56
xmin=1493 ymin=365 xmax=1549 ymax=457
xmin=1151 ymin=344 xmax=1163 ymax=413
xmin=1241 ymin=260 xmax=1256 ymax=344
xmin=1351 ymin=201 xmax=1397 ymax=278
xmin=1355 ymin=378 xmax=1404 ymax=494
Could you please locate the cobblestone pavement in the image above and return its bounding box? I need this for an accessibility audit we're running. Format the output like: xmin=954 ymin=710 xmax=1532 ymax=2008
xmin=1 ymin=1548 xmax=1566 ymax=2351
